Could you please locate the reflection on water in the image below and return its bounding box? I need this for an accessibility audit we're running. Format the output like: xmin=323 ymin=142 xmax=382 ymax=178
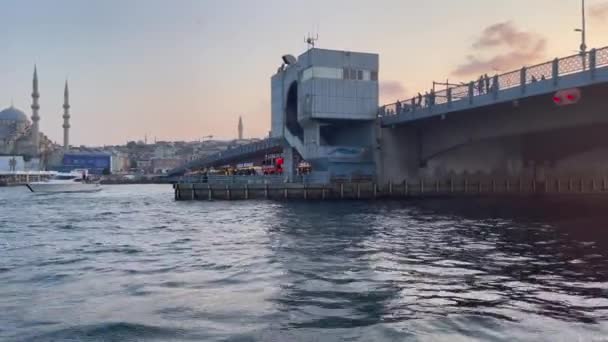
xmin=1 ymin=185 xmax=608 ymax=341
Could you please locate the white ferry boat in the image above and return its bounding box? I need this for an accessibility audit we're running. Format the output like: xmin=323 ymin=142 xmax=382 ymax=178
xmin=26 ymin=170 xmax=101 ymax=193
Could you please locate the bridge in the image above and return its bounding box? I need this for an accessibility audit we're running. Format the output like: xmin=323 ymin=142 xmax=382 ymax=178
xmin=377 ymin=47 xmax=608 ymax=183
xmin=380 ymin=47 xmax=608 ymax=125
xmin=168 ymin=137 xmax=284 ymax=176
xmin=172 ymin=46 xmax=608 ymax=185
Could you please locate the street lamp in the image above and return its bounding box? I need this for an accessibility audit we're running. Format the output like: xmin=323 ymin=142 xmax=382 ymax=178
xmin=574 ymin=0 xmax=587 ymax=68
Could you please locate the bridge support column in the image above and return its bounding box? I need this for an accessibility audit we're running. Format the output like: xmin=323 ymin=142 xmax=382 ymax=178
xmin=375 ymin=124 xmax=421 ymax=184
xmin=283 ymin=146 xmax=296 ymax=183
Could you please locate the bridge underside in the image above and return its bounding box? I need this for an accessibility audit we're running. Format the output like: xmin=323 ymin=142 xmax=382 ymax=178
xmin=377 ymin=82 xmax=608 ymax=182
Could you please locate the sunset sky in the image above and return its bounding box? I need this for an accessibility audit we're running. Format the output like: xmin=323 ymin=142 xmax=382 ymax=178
xmin=1 ymin=0 xmax=608 ymax=146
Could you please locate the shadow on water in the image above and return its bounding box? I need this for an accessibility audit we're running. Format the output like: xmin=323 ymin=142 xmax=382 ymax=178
xmin=264 ymin=198 xmax=608 ymax=335
xmin=22 ymin=322 xmax=205 ymax=342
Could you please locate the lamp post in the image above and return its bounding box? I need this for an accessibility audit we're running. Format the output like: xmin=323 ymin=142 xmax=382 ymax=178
xmin=575 ymin=0 xmax=587 ymax=69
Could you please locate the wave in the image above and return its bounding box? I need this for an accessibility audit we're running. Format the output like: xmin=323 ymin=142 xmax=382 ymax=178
xmin=22 ymin=322 xmax=199 ymax=342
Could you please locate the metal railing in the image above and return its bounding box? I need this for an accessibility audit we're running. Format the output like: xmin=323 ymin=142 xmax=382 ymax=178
xmin=177 ymin=172 xmax=375 ymax=186
xmin=179 ymin=174 xmax=286 ymax=185
xmin=379 ymin=46 xmax=608 ymax=117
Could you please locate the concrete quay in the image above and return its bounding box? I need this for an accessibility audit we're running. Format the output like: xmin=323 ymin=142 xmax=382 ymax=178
xmin=173 ymin=177 xmax=608 ymax=201
xmin=0 ymin=172 xmax=54 ymax=186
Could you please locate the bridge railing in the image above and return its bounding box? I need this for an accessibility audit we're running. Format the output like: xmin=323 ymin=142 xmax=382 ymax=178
xmin=379 ymin=46 xmax=608 ymax=118
xmin=177 ymin=173 xmax=335 ymax=185
xmin=179 ymin=174 xmax=286 ymax=185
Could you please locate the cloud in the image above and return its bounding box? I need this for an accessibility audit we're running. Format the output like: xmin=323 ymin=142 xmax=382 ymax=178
xmin=379 ymin=81 xmax=407 ymax=100
xmin=590 ymin=2 xmax=608 ymax=21
xmin=452 ymin=21 xmax=547 ymax=77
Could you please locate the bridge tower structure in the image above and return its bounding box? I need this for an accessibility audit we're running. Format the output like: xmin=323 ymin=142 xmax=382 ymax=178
xmin=271 ymin=48 xmax=379 ymax=182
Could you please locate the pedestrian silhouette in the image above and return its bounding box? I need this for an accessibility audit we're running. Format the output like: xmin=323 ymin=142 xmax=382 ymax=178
xmin=484 ymin=74 xmax=490 ymax=93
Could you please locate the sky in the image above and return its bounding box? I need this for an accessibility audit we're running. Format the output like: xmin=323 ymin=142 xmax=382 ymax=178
xmin=1 ymin=0 xmax=608 ymax=146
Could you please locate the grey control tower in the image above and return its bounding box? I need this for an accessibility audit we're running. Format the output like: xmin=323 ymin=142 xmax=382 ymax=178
xmin=271 ymin=47 xmax=379 ymax=182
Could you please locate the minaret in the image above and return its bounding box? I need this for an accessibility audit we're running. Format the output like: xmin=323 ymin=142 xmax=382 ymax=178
xmin=238 ymin=116 xmax=243 ymax=140
xmin=31 ymin=66 xmax=40 ymax=155
xmin=63 ymin=80 xmax=71 ymax=150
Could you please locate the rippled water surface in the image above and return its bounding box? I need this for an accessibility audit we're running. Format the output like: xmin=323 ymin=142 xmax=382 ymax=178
xmin=2 ymin=185 xmax=608 ymax=341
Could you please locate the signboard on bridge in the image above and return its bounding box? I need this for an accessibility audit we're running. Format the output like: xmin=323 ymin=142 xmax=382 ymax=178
xmin=553 ymin=88 xmax=581 ymax=106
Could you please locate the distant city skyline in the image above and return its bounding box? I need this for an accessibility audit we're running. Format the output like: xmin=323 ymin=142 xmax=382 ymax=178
xmin=1 ymin=0 xmax=608 ymax=146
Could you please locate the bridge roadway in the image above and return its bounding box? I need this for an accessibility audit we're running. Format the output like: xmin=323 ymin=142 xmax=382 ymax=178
xmin=380 ymin=47 xmax=608 ymax=126
xmin=168 ymin=137 xmax=284 ymax=176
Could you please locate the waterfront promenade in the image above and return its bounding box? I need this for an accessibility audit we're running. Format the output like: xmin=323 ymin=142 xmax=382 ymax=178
xmin=174 ymin=176 xmax=608 ymax=201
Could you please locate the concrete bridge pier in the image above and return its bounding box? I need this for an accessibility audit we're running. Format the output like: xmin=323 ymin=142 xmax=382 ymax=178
xmin=375 ymin=124 xmax=421 ymax=184
xmin=283 ymin=146 xmax=296 ymax=182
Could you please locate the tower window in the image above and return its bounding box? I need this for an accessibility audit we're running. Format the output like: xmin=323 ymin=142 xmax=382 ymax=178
xmin=371 ymin=71 xmax=378 ymax=81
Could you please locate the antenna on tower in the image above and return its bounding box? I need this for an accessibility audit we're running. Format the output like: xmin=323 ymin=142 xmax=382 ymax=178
xmin=304 ymin=33 xmax=319 ymax=50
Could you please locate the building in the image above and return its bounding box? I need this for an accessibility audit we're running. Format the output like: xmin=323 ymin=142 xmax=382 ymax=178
xmin=151 ymin=158 xmax=185 ymax=174
xmin=58 ymin=152 xmax=112 ymax=175
xmin=111 ymin=152 xmax=130 ymax=173
xmin=0 ymin=67 xmax=54 ymax=163
xmin=136 ymin=159 xmax=152 ymax=173
xmin=271 ymin=48 xmax=379 ymax=181
xmin=153 ymin=143 xmax=176 ymax=159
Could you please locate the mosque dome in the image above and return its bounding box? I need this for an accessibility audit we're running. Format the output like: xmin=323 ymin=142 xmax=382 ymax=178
xmin=0 ymin=106 xmax=28 ymax=122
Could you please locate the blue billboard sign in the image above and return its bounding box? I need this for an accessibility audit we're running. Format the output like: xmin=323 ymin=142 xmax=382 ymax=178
xmin=61 ymin=153 xmax=111 ymax=174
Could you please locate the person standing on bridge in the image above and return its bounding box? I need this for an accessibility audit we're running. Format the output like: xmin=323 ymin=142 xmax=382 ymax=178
xmin=484 ymin=74 xmax=490 ymax=93
xmin=395 ymin=100 xmax=402 ymax=115
xmin=417 ymin=93 xmax=422 ymax=107
xmin=477 ymin=76 xmax=484 ymax=95
xmin=491 ymin=74 xmax=499 ymax=92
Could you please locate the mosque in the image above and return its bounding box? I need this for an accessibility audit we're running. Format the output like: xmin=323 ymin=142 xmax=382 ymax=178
xmin=0 ymin=67 xmax=71 ymax=169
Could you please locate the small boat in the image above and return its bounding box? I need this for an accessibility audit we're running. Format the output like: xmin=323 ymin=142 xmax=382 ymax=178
xmin=26 ymin=170 xmax=102 ymax=193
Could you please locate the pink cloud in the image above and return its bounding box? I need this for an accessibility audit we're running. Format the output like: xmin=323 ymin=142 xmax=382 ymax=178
xmin=452 ymin=21 xmax=547 ymax=77
xmin=590 ymin=2 xmax=608 ymax=21
xmin=380 ymin=81 xmax=407 ymax=101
